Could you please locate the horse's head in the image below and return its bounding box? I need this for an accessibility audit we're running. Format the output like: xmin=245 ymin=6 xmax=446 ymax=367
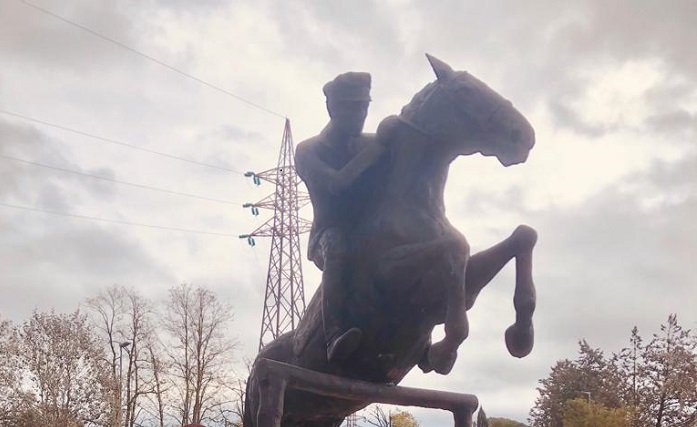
xmin=400 ymin=54 xmax=535 ymax=166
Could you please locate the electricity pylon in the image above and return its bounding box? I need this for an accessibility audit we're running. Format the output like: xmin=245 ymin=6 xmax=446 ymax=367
xmin=344 ymin=413 xmax=359 ymax=426
xmin=240 ymin=119 xmax=311 ymax=351
xmin=242 ymin=119 xmax=360 ymax=426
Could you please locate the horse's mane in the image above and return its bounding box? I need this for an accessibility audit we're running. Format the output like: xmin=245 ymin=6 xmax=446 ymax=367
xmin=399 ymin=81 xmax=438 ymax=119
xmin=399 ymin=81 xmax=446 ymax=125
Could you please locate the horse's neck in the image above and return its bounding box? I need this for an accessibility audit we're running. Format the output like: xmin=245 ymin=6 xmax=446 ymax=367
xmin=383 ymin=121 xmax=451 ymax=211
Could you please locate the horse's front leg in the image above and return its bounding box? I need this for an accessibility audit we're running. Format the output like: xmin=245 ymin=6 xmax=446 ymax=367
xmin=465 ymin=224 xmax=537 ymax=358
xmin=378 ymin=234 xmax=470 ymax=375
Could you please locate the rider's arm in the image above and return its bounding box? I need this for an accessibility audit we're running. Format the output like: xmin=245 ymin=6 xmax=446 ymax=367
xmin=296 ymin=141 xmax=386 ymax=195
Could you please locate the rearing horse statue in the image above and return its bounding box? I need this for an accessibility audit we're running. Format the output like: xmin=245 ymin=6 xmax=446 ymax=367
xmin=244 ymin=54 xmax=538 ymax=427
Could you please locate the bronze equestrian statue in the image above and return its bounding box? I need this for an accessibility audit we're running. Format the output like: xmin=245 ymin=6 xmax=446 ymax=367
xmin=244 ymin=54 xmax=538 ymax=427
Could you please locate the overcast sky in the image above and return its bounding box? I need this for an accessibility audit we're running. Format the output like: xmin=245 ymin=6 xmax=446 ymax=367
xmin=1 ymin=0 xmax=696 ymax=424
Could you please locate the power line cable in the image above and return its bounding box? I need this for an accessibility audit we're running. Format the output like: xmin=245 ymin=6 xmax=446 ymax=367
xmin=18 ymin=0 xmax=286 ymax=119
xmin=0 ymin=153 xmax=243 ymax=205
xmin=0 ymin=201 xmax=239 ymax=237
xmin=0 ymin=109 xmax=243 ymax=174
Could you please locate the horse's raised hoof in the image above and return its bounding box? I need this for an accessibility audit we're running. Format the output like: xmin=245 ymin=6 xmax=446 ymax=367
xmin=418 ymin=360 xmax=434 ymax=374
xmin=512 ymin=225 xmax=538 ymax=251
xmin=505 ymin=323 xmax=534 ymax=358
xmin=427 ymin=341 xmax=458 ymax=375
xmin=327 ymin=327 xmax=362 ymax=362
xmin=418 ymin=348 xmax=434 ymax=373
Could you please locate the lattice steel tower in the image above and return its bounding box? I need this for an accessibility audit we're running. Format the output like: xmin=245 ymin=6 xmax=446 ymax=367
xmin=343 ymin=414 xmax=359 ymax=427
xmin=240 ymin=119 xmax=311 ymax=350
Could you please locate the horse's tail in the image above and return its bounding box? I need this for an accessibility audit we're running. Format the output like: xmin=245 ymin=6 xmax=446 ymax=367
xmin=242 ymin=332 xmax=298 ymax=427
xmin=242 ymin=372 xmax=256 ymax=427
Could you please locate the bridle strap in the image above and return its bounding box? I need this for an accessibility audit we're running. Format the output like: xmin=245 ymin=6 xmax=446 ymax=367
xmin=395 ymin=115 xmax=434 ymax=140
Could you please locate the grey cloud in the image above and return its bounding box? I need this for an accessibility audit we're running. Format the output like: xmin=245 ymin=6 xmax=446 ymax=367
xmin=270 ymin=1 xmax=405 ymax=68
xmin=446 ymin=150 xmax=697 ymax=379
xmin=2 ymin=1 xmax=696 ymax=423
xmin=541 ymin=0 xmax=697 ymax=137
xmin=432 ymin=153 xmax=696 ymax=420
xmin=532 ymin=158 xmax=697 ymax=350
xmin=198 ymin=124 xmax=269 ymax=171
xmin=547 ymin=100 xmax=615 ymax=138
xmin=400 ymin=0 xmax=697 ymax=139
xmin=142 ymin=0 xmax=228 ymax=14
xmin=0 ymin=0 xmax=138 ymax=69
xmin=459 ymin=185 xmax=528 ymax=217
xmin=215 ymin=125 xmax=266 ymax=143
xmin=0 ymin=118 xmax=118 ymax=206
xmin=579 ymin=0 xmax=697 ymax=76
xmin=36 ymin=182 xmax=71 ymax=212
xmin=640 ymin=153 xmax=697 ymax=193
xmin=646 ymin=110 xmax=696 ymax=136
xmin=643 ymin=82 xmax=697 ymax=137
xmin=0 ymin=215 xmax=171 ymax=322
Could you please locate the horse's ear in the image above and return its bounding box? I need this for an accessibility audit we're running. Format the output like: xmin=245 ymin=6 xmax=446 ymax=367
xmin=426 ymin=53 xmax=454 ymax=82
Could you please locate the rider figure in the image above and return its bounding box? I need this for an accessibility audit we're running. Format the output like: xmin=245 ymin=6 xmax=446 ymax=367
xmin=295 ymin=72 xmax=386 ymax=361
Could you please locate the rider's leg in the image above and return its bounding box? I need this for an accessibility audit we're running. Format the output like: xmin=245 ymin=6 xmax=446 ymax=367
xmin=464 ymin=224 xmax=537 ymax=357
xmin=319 ymin=229 xmax=362 ymax=361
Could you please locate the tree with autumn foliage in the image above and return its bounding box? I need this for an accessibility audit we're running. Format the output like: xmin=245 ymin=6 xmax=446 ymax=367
xmin=390 ymin=410 xmax=420 ymax=427
xmin=0 ymin=317 xmax=18 ymax=425
xmin=530 ymin=315 xmax=697 ymax=427
xmin=2 ymin=310 xmax=112 ymax=427
xmin=363 ymin=405 xmax=420 ymax=427
xmin=488 ymin=417 xmax=528 ymax=427
xmin=615 ymin=315 xmax=697 ymax=426
xmin=561 ymin=398 xmax=629 ymax=427
xmin=529 ymin=340 xmax=624 ymax=427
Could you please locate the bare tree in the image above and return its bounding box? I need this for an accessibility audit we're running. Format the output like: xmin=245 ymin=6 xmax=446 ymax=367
xmin=87 ymin=285 xmax=163 ymax=427
xmin=364 ymin=404 xmax=392 ymax=427
xmin=121 ymin=288 xmax=159 ymax=427
xmin=86 ymin=286 xmax=126 ymax=427
xmin=217 ymin=358 xmax=253 ymax=427
xmin=143 ymin=338 xmax=168 ymax=427
xmin=162 ymin=284 xmax=237 ymax=426
xmin=228 ymin=370 xmax=249 ymax=426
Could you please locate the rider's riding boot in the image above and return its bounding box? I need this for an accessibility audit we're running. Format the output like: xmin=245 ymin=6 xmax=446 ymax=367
xmin=327 ymin=327 xmax=362 ymax=361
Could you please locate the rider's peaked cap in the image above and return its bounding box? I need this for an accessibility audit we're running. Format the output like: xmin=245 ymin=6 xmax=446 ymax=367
xmin=323 ymin=72 xmax=371 ymax=101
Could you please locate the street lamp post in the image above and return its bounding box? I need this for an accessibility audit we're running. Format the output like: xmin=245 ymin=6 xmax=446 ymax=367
xmin=119 ymin=341 xmax=131 ymax=427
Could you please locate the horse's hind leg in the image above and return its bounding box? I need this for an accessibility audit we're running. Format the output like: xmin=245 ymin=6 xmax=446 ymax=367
xmin=465 ymin=224 xmax=537 ymax=358
xmin=424 ymin=244 xmax=470 ymax=375
xmin=256 ymin=377 xmax=287 ymax=427
xmin=378 ymin=235 xmax=470 ymax=375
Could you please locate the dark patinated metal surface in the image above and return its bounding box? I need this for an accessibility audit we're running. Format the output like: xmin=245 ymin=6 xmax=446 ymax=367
xmin=244 ymin=54 xmax=538 ymax=427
